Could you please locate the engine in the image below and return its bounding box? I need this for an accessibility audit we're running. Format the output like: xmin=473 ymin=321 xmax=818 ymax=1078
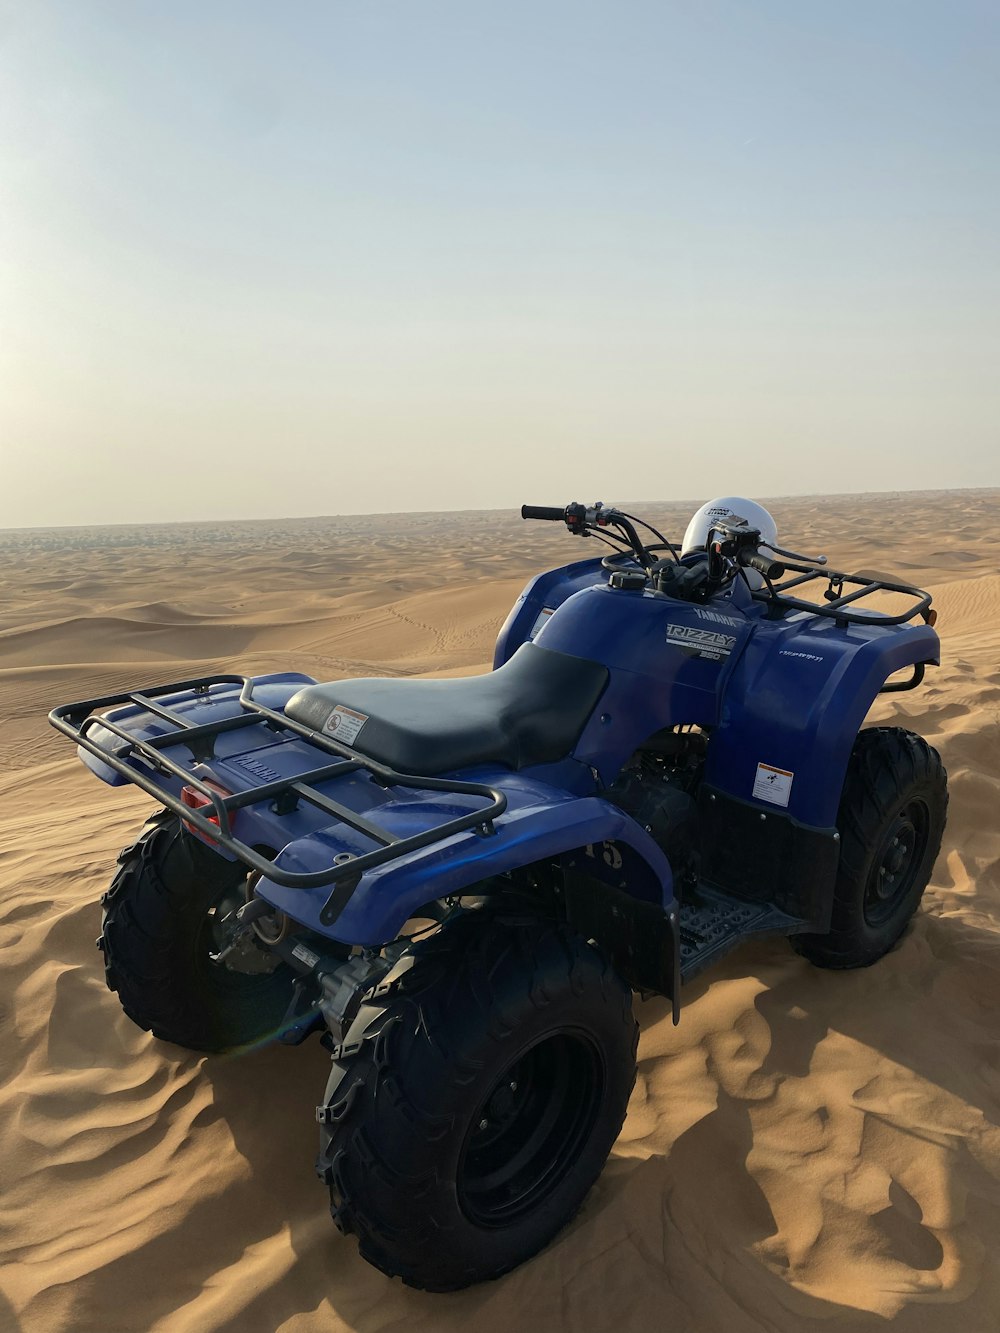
xmin=605 ymin=728 xmax=707 ymax=883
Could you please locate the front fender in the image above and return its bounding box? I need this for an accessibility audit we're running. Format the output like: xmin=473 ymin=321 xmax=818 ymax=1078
xmin=255 ymin=774 xmax=674 ymax=947
xmin=493 ymin=556 xmax=606 ymax=667
xmin=707 ymin=616 xmax=941 ymax=826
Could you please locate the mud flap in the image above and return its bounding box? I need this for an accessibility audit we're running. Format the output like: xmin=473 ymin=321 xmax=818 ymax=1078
xmin=561 ymin=862 xmax=681 ymax=1024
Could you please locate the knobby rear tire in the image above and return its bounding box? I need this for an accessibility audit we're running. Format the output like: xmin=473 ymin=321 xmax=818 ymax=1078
xmin=100 ymin=812 xmax=294 ymax=1052
xmin=316 ymin=914 xmax=638 ymax=1291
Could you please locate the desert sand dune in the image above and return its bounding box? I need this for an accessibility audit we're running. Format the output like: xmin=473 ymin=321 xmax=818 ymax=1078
xmin=1 ymin=490 xmax=999 ymax=1332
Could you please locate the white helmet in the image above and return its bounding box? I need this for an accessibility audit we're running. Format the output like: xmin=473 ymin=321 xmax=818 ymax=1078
xmin=681 ymin=496 xmax=778 ymax=589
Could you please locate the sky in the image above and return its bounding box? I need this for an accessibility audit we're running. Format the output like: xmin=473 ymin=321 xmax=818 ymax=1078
xmin=1 ymin=0 xmax=998 ymax=527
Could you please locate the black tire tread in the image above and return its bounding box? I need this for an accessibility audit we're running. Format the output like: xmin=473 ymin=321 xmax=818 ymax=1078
xmin=100 ymin=813 xmax=292 ymax=1051
xmin=316 ymin=914 xmax=637 ymax=1291
xmin=792 ymin=726 xmax=948 ymax=969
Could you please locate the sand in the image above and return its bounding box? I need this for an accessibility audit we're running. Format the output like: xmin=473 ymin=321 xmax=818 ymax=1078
xmin=1 ymin=490 xmax=999 ymax=1333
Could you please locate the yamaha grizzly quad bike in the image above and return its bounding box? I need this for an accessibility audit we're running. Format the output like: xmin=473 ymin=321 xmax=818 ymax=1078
xmin=49 ymin=499 xmax=948 ymax=1292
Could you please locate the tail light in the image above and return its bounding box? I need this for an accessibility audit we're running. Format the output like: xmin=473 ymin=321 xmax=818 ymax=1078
xmin=180 ymin=780 xmax=232 ymax=843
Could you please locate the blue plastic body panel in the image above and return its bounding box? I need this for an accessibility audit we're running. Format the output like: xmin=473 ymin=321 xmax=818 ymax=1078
xmin=78 ymin=674 xmax=314 ymax=785
xmin=493 ymin=560 xmax=940 ymax=824
xmin=703 ymin=613 xmax=940 ymax=826
xmin=493 ymin=554 xmax=609 ymax=667
xmin=530 ymin=581 xmax=754 ymax=782
xmin=255 ymin=772 xmax=673 ymax=946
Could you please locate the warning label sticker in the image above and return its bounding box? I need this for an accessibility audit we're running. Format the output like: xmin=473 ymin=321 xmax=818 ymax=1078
xmin=324 ymin=705 xmax=368 ymax=745
xmin=292 ymin=942 xmax=320 ymax=970
xmin=753 ymin=762 xmax=794 ymax=807
xmin=528 ymin=608 xmax=555 ymax=640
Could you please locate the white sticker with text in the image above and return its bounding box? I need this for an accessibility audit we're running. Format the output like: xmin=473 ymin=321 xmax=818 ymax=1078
xmin=324 ymin=705 xmax=368 ymax=744
xmin=753 ymin=762 xmax=793 ymax=807
xmin=528 ymin=608 xmax=555 ymax=640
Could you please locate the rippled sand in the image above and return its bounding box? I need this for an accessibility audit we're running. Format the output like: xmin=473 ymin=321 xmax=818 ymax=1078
xmin=1 ymin=491 xmax=999 ymax=1332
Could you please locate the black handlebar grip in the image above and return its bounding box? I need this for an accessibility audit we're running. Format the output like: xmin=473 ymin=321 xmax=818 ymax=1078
xmin=742 ymin=552 xmax=786 ymax=580
xmin=521 ymin=504 xmax=567 ymax=521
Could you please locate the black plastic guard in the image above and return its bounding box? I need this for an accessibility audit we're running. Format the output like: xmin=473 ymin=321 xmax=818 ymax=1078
xmin=697 ymin=785 xmax=841 ymax=930
xmin=561 ymin=862 xmax=680 ymax=1024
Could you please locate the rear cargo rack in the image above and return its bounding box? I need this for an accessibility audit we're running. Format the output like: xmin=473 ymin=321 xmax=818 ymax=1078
xmin=49 ymin=677 xmax=507 ymax=915
xmin=752 ymin=562 xmax=934 ymax=627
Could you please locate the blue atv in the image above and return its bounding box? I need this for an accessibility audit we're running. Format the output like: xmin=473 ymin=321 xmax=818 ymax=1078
xmin=49 ymin=500 xmax=948 ymax=1291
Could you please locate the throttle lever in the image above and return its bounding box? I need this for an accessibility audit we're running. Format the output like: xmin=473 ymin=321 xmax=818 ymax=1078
xmin=740 ymin=551 xmax=786 ymax=581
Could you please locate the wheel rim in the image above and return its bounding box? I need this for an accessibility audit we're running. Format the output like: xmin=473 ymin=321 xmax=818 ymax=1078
xmin=456 ymin=1031 xmax=604 ymax=1229
xmin=863 ymin=799 xmax=929 ymax=927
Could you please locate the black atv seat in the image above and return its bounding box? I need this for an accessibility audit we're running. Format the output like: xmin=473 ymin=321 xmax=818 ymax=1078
xmin=284 ymin=643 xmax=608 ymax=776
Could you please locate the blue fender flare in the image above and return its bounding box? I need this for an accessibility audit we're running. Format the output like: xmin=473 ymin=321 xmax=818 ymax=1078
xmin=255 ymin=784 xmax=675 ymax=948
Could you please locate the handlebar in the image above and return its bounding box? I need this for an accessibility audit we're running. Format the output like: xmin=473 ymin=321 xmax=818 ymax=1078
xmin=517 ymin=501 xmax=932 ymax=626
xmin=521 ymin=504 xmax=567 ymax=521
xmin=739 ymin=551 xmax=786 ymax=581
xmin=707 ymin=518 xmax=785 ymax=583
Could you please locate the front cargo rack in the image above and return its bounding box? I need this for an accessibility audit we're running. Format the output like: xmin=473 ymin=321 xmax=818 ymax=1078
xmin=49 ymin=676 xmax=508 ymax=913
xmin=751 ymin=561 xmax=934 ymax=628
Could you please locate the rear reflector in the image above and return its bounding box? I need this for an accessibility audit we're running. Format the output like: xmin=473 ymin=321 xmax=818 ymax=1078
xmin=180 ymin=780 xmax=232 ymax=842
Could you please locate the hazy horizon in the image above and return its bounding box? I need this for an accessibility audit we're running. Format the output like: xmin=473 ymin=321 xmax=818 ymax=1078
xmin=3 ymin=2 xmax=998 ymax=528
xmin=2 ymin=481 xmax=996 ymax=537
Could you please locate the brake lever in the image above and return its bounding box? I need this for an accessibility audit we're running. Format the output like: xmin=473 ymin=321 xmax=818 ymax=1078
xmin=762 ymin=541 xmax=828 ymax=566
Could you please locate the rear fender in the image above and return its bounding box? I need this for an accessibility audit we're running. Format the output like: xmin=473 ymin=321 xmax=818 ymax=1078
xmin=255 ymin=775 xmax=674 ymax=947
xmin=77 ymin=673 xmax=315 ymax=787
